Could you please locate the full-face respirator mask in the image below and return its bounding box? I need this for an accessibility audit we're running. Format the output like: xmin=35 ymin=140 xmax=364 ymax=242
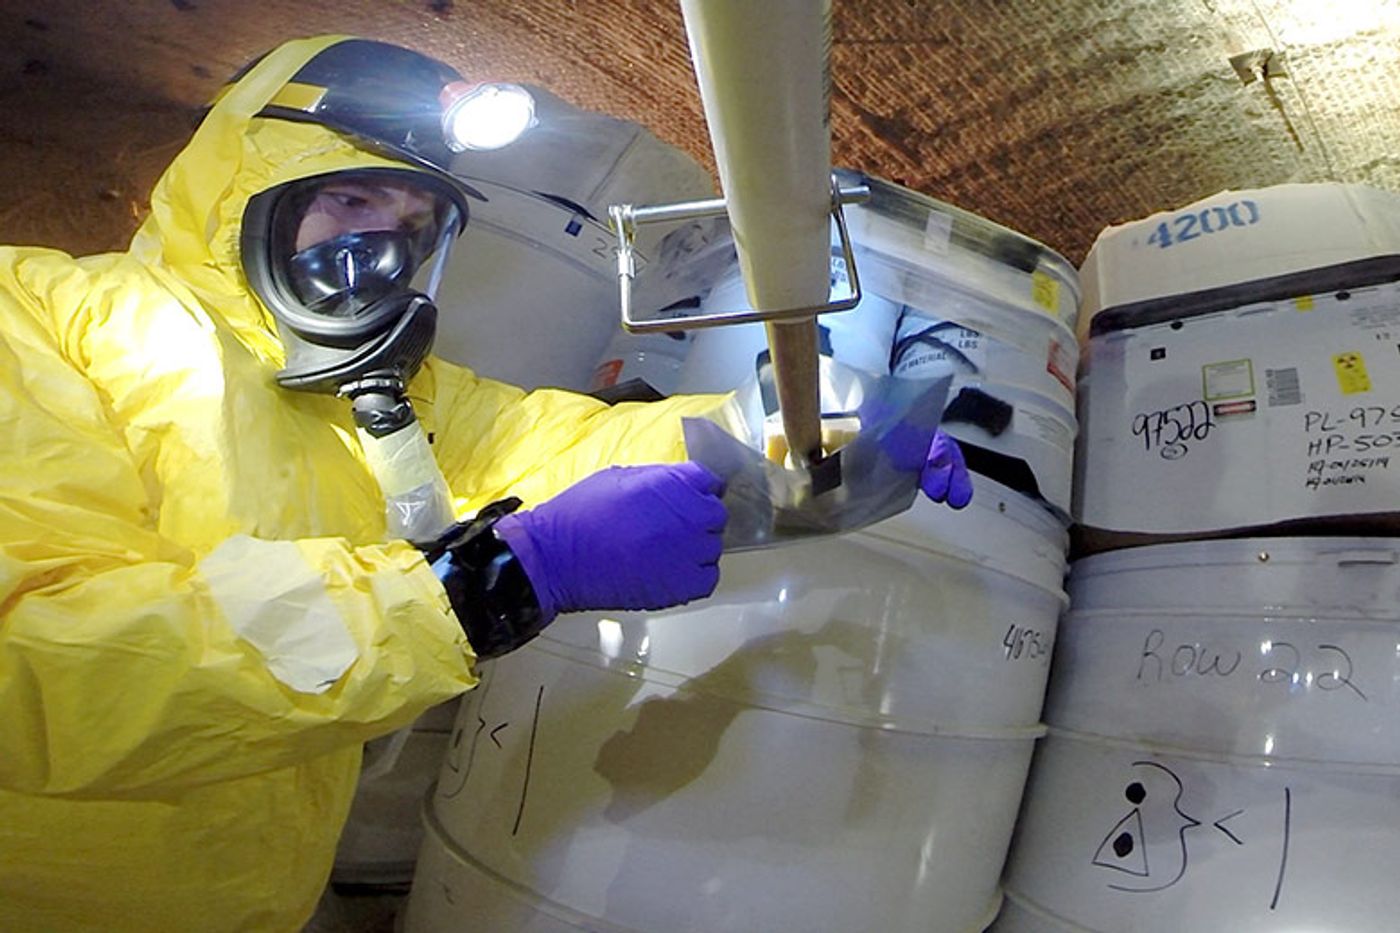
xmin=242 ymin=167 xmax=467 ymax=418
xmin=234 ymin=38 xmax=533 ymax=543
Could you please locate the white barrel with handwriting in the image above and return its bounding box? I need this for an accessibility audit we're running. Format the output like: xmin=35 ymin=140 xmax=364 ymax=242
xmin=404 ymin=476 xmax=1068 ymax=933
xmin=678 ymin=169 xmax=1082 ymax=521
xmin=1074 ymin=184 xmax=1400 ymax=553
xmin=994 ymin=537 xmax=1400 ymax=932
xmin=843 ymin=169 xmax=1080 ymax=520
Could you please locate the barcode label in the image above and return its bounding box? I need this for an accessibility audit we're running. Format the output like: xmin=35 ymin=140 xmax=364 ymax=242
xmin=1266 ymin=367 xmax=1302 ymax=406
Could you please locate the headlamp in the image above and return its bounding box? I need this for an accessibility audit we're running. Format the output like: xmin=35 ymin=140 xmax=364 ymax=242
xmin=440 ymin=82 xmax=537 ymax=152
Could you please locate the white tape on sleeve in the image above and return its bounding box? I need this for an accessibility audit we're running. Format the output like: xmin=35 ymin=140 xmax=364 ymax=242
xmin=359 ymin=422 xmax=444 ymax=497
xmin=199 ymin=536 xmax=359 ymax=694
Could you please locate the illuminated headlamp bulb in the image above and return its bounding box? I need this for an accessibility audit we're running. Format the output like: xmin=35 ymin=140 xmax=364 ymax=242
xmin=440 ymin=81 xmax=536 ymax=152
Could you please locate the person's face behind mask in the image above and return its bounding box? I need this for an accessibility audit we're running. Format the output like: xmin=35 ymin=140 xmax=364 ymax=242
xmin=241 ymin=167 xmax=469 ymax=394
xmin=274 ymin=171 xmax=462 ymax=325
xmin=294 ymin=179 xmax=440 ymax=251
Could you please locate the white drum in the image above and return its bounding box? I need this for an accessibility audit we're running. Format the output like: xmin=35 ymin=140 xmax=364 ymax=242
xmin=993 ymin=893 xmax=1089 ymax=931
xmin=674 ymin=243 xmax=903 ymax=394
xmin=588 ymin=216 xmax=734 ymax=400
xmin=860 ymin=167 xmax=1082 ymax=520
xmin=330 ymin=698 xmax=460 ymax=888
xmin=891 ymin=295 xmax=1075 ymax=411
xmin=1073 ymin=183 xmax=1400 ymax=550
xmin=998 ymin=735 xmax=1400 ymax=933
xmin=432 ymin=179 xmax=625 ymax=392
xmin=835 ymin=169 xmax=1080 ymax=338
xmin=433 ymin=88 xmax=717 ymax=392
xmin=998 ymin=537 xmax=1400 ymax=933
xmin=893 ymin=304 xmax=1077 ymax=519
xmin=1075 ymin=183 xmax=1400 ymax=347
xmin=403 ymin=476 xmax=1068 ymax=933
xmin=588 ymin=326 xmax=694 ymax=400
xmin=672 ymin=170 xmax=1081 ymax=520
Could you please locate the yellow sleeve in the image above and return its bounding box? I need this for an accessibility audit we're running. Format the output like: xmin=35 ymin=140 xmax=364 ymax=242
xmin=426 ymin=357 xmax=739 ymax=510
xmin=0 ymin=249 xmax=474 ymax=798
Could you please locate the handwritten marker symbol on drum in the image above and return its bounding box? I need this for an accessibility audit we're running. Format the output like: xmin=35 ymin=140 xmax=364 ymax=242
xmin=1090 ymin=760 xmax=1294 ymax=908
xmin=1091 ymin=761 xmax=1202 ymax=892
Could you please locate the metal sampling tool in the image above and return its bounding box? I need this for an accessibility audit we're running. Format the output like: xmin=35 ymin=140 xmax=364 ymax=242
xmin=610 ymin=0 xmax=858 ymax=470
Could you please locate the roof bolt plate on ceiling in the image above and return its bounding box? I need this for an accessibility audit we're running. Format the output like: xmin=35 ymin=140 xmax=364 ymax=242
xmin=1229 ymin=48 xmax=1288 ymax=84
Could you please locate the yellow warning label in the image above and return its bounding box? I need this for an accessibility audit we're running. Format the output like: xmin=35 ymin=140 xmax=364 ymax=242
xmin=1031 ymin=271 xmax=1060 ymax=315
xmin=1294 ymin=295 xmax=1315 ymax=312
xmin=1333 ymin=351 xmax=1371 ymax=394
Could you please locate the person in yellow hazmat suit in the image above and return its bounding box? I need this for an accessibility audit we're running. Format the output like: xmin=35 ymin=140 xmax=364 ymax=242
xmin=0 ymin=35 xmax=973 ymax=933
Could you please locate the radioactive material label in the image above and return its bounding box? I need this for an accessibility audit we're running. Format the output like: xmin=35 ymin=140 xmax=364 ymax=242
xmin=1333 ymin=351 xmax=1371 ymax=394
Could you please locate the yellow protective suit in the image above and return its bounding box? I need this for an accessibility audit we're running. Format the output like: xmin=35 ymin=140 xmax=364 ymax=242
xmin=0 ymin=36 xmax=726 ymax=932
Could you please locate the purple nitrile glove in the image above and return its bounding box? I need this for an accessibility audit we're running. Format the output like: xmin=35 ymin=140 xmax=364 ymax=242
xmin=922 ymin=430 xmax=973 ymax=509
xmin=493 ymin=462 xmax=727 ymax=621
xmin=873 ymin=415 xmax=975 ymax=511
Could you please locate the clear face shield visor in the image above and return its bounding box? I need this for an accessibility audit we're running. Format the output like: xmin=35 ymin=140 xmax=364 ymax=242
xmin=259 ymin=169 xmax=466 ymax=345
xmin=242 ymin=167 xmax=473 ymax=396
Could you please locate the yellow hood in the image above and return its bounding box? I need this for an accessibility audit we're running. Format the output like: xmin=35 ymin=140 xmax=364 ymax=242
xmin=130 ymin=35 xmax=428 ymax=357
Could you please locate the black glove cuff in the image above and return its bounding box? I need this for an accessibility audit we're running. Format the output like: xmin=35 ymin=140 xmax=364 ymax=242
xmin=422 ymin=497 xmax=550 ymax=661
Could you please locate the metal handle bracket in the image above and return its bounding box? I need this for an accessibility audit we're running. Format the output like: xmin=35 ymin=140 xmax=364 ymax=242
xmin=608 ymin=177 xmax=871 ymax=334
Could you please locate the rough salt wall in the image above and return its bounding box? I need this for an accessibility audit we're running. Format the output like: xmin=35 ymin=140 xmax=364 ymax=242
xmin=1 ymin=0 xmax=1397 ymax=264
